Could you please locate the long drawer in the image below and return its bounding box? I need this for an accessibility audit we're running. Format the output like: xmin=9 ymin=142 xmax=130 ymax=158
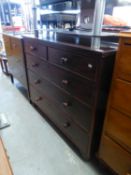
xmin=28 ymin=69 xmax=93 ymax=131
xmin=26 ymin=54 xmax=49 ymax=76
xmin=24 ymin=38 xmax=47 ymax=60
xmin=105 ymin=108 xmax=131 ymax=153
xmin=26 ymin=54 xmax=96 ymax=105
xmin=111 ymin=79 xmax=131 ymax=116
xmin=99 ymin=136 xmax=131 ymax=175
xmin=48 ymin=47 xmax=99 ymax=80
xmin=30 ymin=85 xmax=89 ymax=155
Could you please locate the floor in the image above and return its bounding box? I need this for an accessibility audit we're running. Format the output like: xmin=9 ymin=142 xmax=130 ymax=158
xmin=0 ymin=71 xmax=112 ymax=175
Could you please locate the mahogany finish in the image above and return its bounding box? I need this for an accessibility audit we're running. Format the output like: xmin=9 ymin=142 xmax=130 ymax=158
xmin=99 ymin=32 xmax=131 ymax=174
xmin=24 ymin=36 xmax=115 ymax=159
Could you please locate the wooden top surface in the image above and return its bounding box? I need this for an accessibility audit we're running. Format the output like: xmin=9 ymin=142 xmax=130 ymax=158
xmin=0 ymin=138 xmax=13 ymax=175
xmin=119 ymin=30 xmax=131 ymax=38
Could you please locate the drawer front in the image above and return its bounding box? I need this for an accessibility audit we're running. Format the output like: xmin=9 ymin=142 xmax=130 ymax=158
xmin=47 ymin=64 xmax=96 ymax=106
xmin=99 ymin=136 xmax=131 ymax=175
xmin=105 ymin=108 xmax=131 ymax=152
xmin=26 ymin=54 xmax=49 ymax=77
xmin=48 ymin=47 xmax=99 ymax=80
xmin=3 ymin=35 xmax=12 ymax=57
xmin=30 ymin=85 xmax=89 ymax=154
xmin=10 ymin=37 xmax=23 ymax=59
xmin=111 ymin=79 xmax=131 ymax=116
xmin=28 ymin=69 xmax=93 ymax=131
xmin=24 ymin=38 xmax=47 ymax=60
xmin=116 ymin=38 xmax=131 ymax=82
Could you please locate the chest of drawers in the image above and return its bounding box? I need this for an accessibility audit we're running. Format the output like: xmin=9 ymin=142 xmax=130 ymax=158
xmin=98 ymin=32 xmax=131 ymax=174
xmin=24 ymin=36 xmax=115 ymax=159
xmin=3 ymin=34 xmax=28 ymax=90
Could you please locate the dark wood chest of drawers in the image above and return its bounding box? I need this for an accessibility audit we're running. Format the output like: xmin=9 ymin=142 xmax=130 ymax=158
xmin=3 ymin=34 xmax=28 ymax=89
xmin=24 ymin=36 xmax=115 ymax=159
xmin=99 ymin=33 xmax=131 ymax=174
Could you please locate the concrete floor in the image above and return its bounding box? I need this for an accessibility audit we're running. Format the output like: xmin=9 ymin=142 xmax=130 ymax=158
xmin=0 ymin=71 xmax=112 ymax=175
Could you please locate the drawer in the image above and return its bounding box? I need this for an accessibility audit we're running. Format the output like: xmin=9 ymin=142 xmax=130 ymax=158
xmin=24 ymin=38 xmax=47 ymax=60
xmin=28 ymin=69 xmax=93 ymax=131
xmin=48 ymin=47 xmax=99 ymax=80
xmin=99 ymin=136 xmax=131 ymax=175
xmin=26 ymin=54 xmax=49 ymax=77
xmin=116 ymin=38 xmax=131 ymax=82
xmin=105 ymin=108 xmax=131 ymax=153
xmin=10 ymin=37 xmax=23 ymax=59
xmin=3 ymin=35 xmax=12 ymax=57
xmin=111 ymin=79 xmax=131 ymax=116
xmin=47 ymin=64 xmax=96 ymax=106
xmin=30 ymin=85 xmax=89 ymax=155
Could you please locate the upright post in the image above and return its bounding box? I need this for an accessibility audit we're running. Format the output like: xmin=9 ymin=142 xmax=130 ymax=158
xmin=91 ymin=0 xmax=106 ymax=48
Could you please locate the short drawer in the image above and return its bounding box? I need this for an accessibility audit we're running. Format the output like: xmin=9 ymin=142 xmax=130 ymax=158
xmin=111 ymin=79 xmax=131 ymax=116
xmin=99 ymin=136 xmax=131 ymax=175
xmin=26 ymin=54 xmax=49 ymax=77
xmin=105 ymin=108 xmax=131 ymax=153
xmin=24 ymin=38 xmax=47 ymax=60
xmin=30 ymin=85 xmax=89 ymax=155
xmin=116 ymin=38 xmax=131 ymax=82
xmin=28 ymin=69 xmax=93 ymax=131
xmin=48 ymin=47 xmax=99 ymax=80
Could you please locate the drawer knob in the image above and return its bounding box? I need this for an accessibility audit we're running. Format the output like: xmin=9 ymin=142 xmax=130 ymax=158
xmin=62 ymin=102 xmax=70 ymax=107
xmin=34 ymin=79 xmax=41 ymax=85
xmin=30 ymin=46 xmax=36 ymax=51
xmin=32 ymin=63 xmax=38 ymax=67
xmin=12 ymin=43 xmax=16 ymax=48
xmin=61 ymin=57 xmax=68 ymax=63
xmin=62 ymin=79 xmax=69 ymax=85
xmin=35 ymin=96 xmax=42 ymax=102
xmin=88 ymin=63 xmax=93 ymax=69
xmin=63 ymin=122 xmax=70 ymax=128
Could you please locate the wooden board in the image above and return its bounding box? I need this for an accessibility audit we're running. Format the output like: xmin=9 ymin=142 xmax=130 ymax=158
xmin=0 ymin=138 xmax=13 ymax=175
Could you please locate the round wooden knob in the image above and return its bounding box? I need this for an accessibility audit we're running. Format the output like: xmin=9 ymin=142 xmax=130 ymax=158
xmin=34 ymin=79 xmax=41 ymax=85
xmin=30 ymin=46 xmax=36 ymax=51
xmin=62 ymin=79 xmax=69 ymax=85
xmin=61 ymin=57 xmax=68 ymax=63
xmin=12 ymin=43 xmax=16 ymax=48
xmin=63 ymin=122 xmax=70 ymax=128
xmin=62 ymin=102 xmax=70 ymax=107
xmin=32 ymin=63 xmax=38 ymax=67
xmin=35 ymin=96 xmax=42 ymax=102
